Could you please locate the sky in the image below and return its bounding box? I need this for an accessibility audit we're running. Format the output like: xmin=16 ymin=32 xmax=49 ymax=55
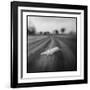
xmin=28 ymin=16 xmax=76 ymax=34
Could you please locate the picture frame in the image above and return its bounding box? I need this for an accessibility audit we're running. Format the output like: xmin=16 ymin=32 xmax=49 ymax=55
xmin=11 ymin=1 xmax=88 ymax=88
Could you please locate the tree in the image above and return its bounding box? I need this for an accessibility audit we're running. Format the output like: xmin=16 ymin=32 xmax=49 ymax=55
xmin=39 ymin=32 xmax=43 ymax=35
xmin=54 ymin=30 xmax=59 ymax=34
xmin=27 ymin=26 xmax=36 ymax=35
xmin=61 ymin=28 xmax=66 ymax=34
xmin=44 ymin=32 xmax=50 ymax=35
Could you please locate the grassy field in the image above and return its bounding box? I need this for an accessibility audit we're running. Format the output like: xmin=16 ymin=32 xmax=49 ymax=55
xmin=27 ymin=34 xmax=77 ymax=73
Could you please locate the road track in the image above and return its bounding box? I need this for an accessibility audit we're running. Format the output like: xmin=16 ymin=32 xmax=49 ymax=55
xmin=27 ymin=35 xmax=77 ymax=73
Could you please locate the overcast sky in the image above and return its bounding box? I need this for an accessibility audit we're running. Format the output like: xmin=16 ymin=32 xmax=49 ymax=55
xmin=28 ymin=16 xmax=76 ymax=34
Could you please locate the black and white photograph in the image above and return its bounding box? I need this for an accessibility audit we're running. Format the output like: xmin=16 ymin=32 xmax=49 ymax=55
xmin=11 ymin=1 xmax=87 ymax=88
xmin=27 ymin=16 xmax=77 ymax=73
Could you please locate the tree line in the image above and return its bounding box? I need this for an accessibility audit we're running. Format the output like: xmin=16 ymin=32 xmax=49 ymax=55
xmin=27 ymin=27 xmax=66 ymax=35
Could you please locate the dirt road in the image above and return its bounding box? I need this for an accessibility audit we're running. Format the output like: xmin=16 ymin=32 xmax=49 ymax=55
xmin=27 ymin=35 xmax=77 ymax=73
